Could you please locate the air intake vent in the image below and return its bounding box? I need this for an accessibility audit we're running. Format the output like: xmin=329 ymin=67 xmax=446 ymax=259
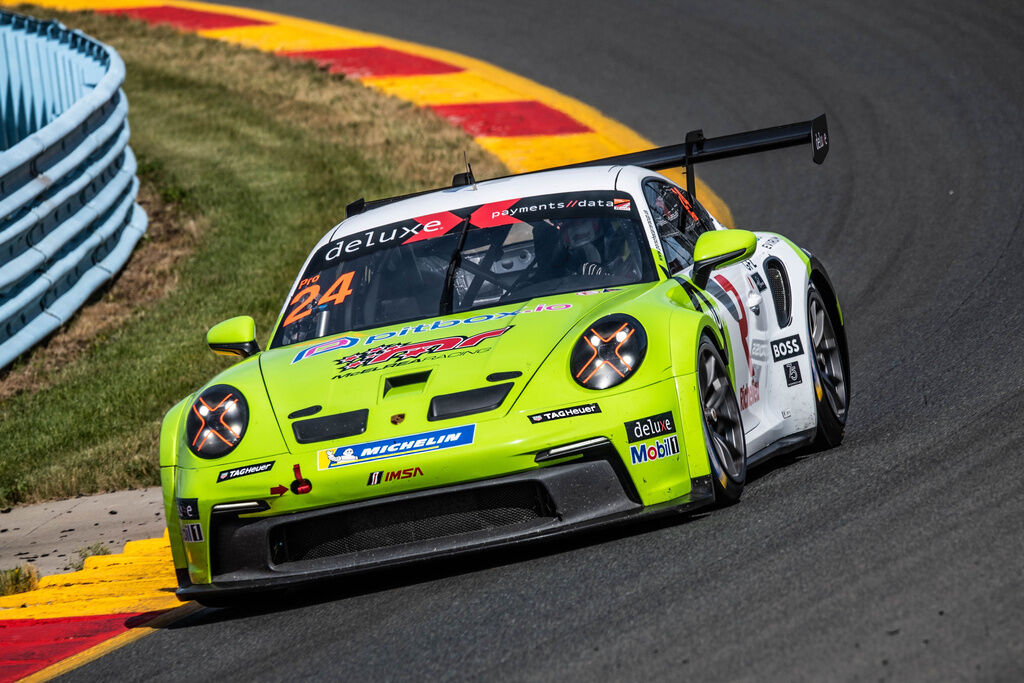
xmin=292 ymin=408 xmax=368 ymax=444
xmin=428 ymin=383 xmax=513 ymax=421
xmin=269 ymin=481 xmax=555 ymax=563
xmin=764 ymin=258 xmax=792 ymax=327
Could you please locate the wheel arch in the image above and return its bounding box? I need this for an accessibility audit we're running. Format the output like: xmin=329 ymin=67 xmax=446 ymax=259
xmin=808 ymin=257 xmax=851 ymax=399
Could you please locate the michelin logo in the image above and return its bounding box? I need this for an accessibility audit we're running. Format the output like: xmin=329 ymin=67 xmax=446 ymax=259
xmin=317 ymin=424 xmax=475 ymax=470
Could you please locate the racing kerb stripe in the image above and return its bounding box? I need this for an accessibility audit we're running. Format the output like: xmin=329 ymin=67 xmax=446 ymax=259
xmin=0 ymin=0 xmax=736 ymax=678
xmin=5 ymin=0 xmax=733 ymax=225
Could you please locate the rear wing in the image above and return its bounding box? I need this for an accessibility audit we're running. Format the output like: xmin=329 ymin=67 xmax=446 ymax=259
xmin=347 ymin=114 xmax=828 ymax=216
xmin=551 ymin=113 xmax=829 ymax=196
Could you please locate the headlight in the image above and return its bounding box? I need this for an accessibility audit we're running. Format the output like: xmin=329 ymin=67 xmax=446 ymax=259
xmin=570 ymin=314 xmax=647 ymax=390
xmin=185 ymin=384 xmax=249 ymax=458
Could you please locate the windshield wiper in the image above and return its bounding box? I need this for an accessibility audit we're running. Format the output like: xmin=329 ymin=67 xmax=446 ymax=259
xmin=439 ymin=215 xmax=473 ymax=315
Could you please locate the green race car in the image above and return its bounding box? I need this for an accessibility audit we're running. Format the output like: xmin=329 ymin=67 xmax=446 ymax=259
xmin=161 ymin=116 xmax=849 ymax=605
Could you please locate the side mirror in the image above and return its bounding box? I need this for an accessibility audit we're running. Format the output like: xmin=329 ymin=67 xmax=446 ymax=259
xmin=692 ymin=229 xmax=757 ymax=289
xmin=207 ymin=316 xmax=260 ymax=358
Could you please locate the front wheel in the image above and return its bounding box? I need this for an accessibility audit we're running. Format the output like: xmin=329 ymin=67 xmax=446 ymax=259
xmin=807 ymin=284 xmax=849 ymax=448
xmin=697 ymin=337 xmax=746 ymax=504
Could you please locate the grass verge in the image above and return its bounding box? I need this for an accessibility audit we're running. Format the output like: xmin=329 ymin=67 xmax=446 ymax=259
xmin=0 ymin=564 xmax=39 ymax=597
xmin=68 ymin=542 xmax=111 ymax=572
xmin=0 ymin=6 xmax=505 ymax=507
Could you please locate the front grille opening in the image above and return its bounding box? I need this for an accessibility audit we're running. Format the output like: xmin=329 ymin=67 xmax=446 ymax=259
xmin=269 ymin=481 xmax=555 ymax=564
xmin=764 ymin=258 xmax=792 ymax=327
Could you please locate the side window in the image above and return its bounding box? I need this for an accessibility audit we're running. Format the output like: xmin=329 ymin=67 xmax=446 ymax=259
xmin=643 ymin=180 xmax=695 ymax=273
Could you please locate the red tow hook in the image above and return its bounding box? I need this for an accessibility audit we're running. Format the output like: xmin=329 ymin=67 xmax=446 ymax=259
xmin=290 ymin=464 xmax=312 ymax=495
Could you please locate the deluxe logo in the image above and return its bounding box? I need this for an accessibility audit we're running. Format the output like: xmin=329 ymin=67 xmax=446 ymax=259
xmin=771 ymin=335 xmax=803 ymax=362
xmin=176 ymin=498 xmax=199 ymax=521
xmin=318 ymin=425 xmax=475 ymax=470
xmin=629 ymin=435 xmax=680 ymax=465
xmin=217 ymin=461 xmax=274 ymax=482
xmin=367 ymin=467 xmax=424 ymax=486
xmin=624 ymin=411 xmax=676 ymax=444
xmin=529 ymin=403 xmax=601 ymax=423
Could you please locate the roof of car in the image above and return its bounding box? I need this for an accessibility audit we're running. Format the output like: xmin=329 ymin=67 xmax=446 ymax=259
xmin=321 ymin=165 xmax=641 ymax=247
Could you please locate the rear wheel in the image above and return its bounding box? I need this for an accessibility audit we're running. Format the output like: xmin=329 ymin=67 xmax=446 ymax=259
xmin=807 ymin=284 xmax=849 ymax=448
xmin=697 ymin=337 xmax=746 ymax=504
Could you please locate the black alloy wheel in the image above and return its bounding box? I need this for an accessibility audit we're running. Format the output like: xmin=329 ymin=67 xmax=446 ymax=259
xmin=807 ymin=284 xmax=849 ymax=448
xmin=697 ymin=337 xmax=746 ymax=503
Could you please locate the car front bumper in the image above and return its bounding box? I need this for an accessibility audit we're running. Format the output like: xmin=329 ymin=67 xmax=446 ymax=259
xmin=176 ymin=456 xmax=713 ymax=601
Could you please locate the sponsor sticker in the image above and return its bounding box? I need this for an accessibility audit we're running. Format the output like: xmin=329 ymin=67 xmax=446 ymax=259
xmin=740 ymin=381 xmax=760 ymax=410
xmin=318 ymin=424 xmax=475 ymax=470
xmin=292 ymin=304 xmax=573 ymax=364
xmin=217 ymin=461 xmax=274 ymax=483
xmin=613 ymin=198 xmax=632 ymax=211
xmin=331 ymin=328 xmax=511 ymax=376
xmin=624 ymin=411 xmax=676 ymax=444
xmin=181 ymin=523 xmax=204 ymax=544
xmin=784 ymin=360 xmax=802 ymax=386
xmin=176 ymin=498 xmax=199 ymax=521
xmin=751 ymin=272 xmax=767 ymax=291
xmin=367 ymin=467 xmax=424 ymax=486
xmin=771 ymin=334 xmax=804 ymax=362
xmin=629 ymin=435 xmax=680 ymax=465
xmin=529 ymin=403 xmax=601 ymax=423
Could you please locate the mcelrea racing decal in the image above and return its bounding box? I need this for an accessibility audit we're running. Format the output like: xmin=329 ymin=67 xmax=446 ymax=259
xmin=217 ymin=461 xmax=275 ymax=482
xmin=292 ymin=304 xmax=571 ymax=364
xmin=318 ymin=424 xmax=475 ymax=470
xmin=770 ymin=334 xmax=804 ymax=362
xmin=529 ymin=403 xmax=601 ymax=423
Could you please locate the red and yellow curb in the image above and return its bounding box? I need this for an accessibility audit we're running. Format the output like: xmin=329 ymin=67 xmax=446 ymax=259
xmin=0 ymin=533 xmax=188 ymax=682
xmin=6 ymin=0 xmax=733 ymax=224
xmin=0 ymin=1 xmax=736 ymax=678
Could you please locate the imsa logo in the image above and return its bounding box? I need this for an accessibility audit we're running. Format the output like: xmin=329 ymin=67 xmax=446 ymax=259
xmin=629 ymin=435 xmax=680 ymax=465
xmin=367 ymin=467 xmax=424 ymax=486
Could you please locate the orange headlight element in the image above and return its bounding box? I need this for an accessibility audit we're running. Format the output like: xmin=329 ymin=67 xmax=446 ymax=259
xmin=570 ymin=314 xmax=647 ymax=390
xmin=185 ymin=384 xmax=249 ymax=458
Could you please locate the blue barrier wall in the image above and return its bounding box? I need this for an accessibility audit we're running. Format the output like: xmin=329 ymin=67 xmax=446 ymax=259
xmin=0 ymin=9 xmax=146 ymax=370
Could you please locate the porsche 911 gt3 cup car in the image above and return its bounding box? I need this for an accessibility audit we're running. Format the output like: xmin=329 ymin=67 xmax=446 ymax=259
xmin=160 ymin=115 xmax=849 ymax=604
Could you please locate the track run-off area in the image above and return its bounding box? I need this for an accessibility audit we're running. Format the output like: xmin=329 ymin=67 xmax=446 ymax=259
xmin=4 ymin=0 xmax=1024 ymax=680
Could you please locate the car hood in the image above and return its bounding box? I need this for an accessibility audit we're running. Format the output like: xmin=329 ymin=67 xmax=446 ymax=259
xmin=258 ymin=288 xmax=647 ymax=452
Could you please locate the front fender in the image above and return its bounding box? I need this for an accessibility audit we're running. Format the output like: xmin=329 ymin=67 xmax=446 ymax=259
xmin=160 ymin=396 xmax=191 ymax=573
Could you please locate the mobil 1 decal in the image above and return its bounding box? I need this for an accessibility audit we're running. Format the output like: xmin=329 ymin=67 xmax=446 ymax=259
xmin=771 ymin=334 xmax=804 ymax=362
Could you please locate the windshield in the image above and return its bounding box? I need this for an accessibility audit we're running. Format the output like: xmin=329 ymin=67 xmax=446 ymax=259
xmin=271 ymin=191 xmax=655 ymax=348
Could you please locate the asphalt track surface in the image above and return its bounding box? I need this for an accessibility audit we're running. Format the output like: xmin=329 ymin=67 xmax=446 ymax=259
xmin=68 ymin=1 xmax=1024 ymax=680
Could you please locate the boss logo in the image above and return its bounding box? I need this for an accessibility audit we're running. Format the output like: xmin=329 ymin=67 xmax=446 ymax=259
xmin=771 ymin=335 xmax=803 ymax=362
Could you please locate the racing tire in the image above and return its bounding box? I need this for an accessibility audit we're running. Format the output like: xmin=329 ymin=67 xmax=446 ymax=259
xmin=806 ymin=283 xmax=849 ymax=449
xmin=697 ymin=337 xmax=746 ymax=504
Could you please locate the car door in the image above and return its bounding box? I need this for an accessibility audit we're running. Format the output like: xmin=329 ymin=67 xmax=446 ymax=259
xmin=641 ymin=178 xmax=766 ymax=433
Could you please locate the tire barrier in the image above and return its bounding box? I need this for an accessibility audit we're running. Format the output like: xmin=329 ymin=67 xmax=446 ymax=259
xmin=0 ymin=9 xmax=146 ymax=370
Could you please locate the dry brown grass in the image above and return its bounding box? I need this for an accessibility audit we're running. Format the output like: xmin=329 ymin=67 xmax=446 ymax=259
xmin=0 ymin=184 xmax=201 ymax=401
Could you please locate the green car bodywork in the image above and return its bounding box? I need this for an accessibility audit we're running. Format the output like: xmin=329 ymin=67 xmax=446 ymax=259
xmin=161 ymin=244 xmax=756 ymax=590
